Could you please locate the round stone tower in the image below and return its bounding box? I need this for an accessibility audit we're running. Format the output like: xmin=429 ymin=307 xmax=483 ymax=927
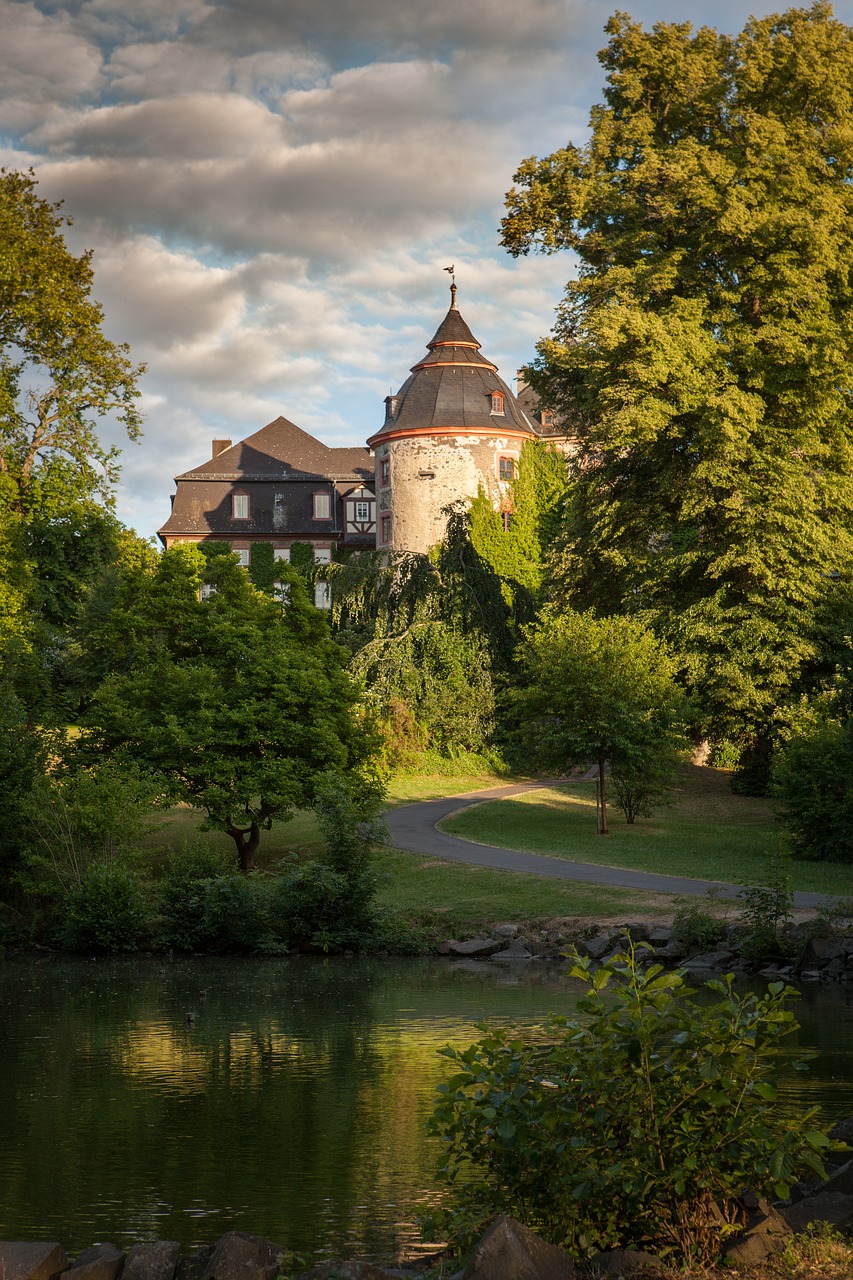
xmin=367 ymin=283 xmax=538 ymax=554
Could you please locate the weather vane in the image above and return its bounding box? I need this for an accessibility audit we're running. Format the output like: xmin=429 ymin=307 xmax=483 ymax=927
xmin=443 ymin=264 xmax=456 ymax=283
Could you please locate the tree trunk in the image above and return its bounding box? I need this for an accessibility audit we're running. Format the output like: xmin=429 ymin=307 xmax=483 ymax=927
xmin=226 ymin=821 xmax=260 ymax=872
xmin=598 ymin=751 xmax=609 ymax=835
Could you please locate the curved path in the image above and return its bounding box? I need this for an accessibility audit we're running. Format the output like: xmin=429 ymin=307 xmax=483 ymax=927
xmin=385 ymin=781 xmax=838 ymax=910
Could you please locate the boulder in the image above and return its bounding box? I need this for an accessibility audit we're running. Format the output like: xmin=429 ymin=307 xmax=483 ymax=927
xmin=493 ymin=940 xmax=533 ymax=961
xmin=175 ymin=1248 xmax=214 ymax=1280
xmin=200 ymin=1234 xmax=285 ymax=1280
xmin=461 ymin=1215 xmax=574 ymax=1280
xmin=647 ymin=927 xmax=672 ymax=946
xmin=681 ymin=951 xmax=734 ymax=971
xmin=448 ymin=939 xmax=503 ymax=959
xmin=0 ymin=1244 xmax=69 ymax=1280
xmin=722 ymin=1201 xmax=790 ymax=1266
xmin=821 ymin=1156 xmax=853 ymax=1197
xmin=622 ymin=924 xmax=652 ymax=943
xmin=587 ymin=1249 xmax=663 ymax=1275
xmin=123 ymin=1242 xmax=181 ymax=1280
xmin=781 ymin=1190 xmax=853 ymax=1233
xmin=68 ymin=1245 xmax=125 ymax=1280
xmin=576 ymin=933 xmax=614 ymax=961
xmin=493 ymin=924 xmax=519 ymax=939
xmin=294 ymin=1264 xmax=411 ymax=1279
xmin=803 ymin=936 xmax=847 ymax=965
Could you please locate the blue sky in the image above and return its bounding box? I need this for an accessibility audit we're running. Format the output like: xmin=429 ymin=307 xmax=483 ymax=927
xmin=2 ymin=0 xmax=852 ymax=537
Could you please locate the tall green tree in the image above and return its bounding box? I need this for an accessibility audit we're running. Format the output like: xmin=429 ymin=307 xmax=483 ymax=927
xmin=81 ymin=546 xmax=380 ymax=871
xmin=501 ymin=4 xmax=853 ymax=744
xmin=515 ymin=608 xmax=689 ymax=832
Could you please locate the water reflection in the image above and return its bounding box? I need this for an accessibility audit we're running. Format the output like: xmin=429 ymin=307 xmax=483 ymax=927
xmin=1 ymin=956 xmax=851 ymax=1264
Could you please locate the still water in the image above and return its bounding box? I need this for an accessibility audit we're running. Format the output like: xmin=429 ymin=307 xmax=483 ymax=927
xmin=1 ymin=956 xmax=852 ymax=1265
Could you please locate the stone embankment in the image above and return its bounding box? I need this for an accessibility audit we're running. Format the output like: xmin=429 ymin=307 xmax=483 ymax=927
xmin=436 ymin=918 xmax=853 ymax=981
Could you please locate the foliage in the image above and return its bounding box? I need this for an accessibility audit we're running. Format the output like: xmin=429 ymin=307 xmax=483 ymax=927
xmin=200 ymin=873 xmax=271 ymax=953
xmin=81 ymin=545 xmax=379 ymax=871
xmin=289 ymin=541 xmax=316 ymax=577
xmin=737 ymin=850 xmax=796 ymax=964
xmin=248 ymin=540 xmax=277 ymax=594
xmin=468 ymin=439 xmax=570 ymax=599
xmin=0 ymin=682 xmax=46 ymax=888
xmin=352 ymin=622 xmax=496 ymax=755
xmin=501 ymin=6 xmax=853 ymax=740
xmin=514 ymin=607 xmax=689 ymax=831
xmin=155 ymin=841 xmax=235 ymax=951
xmin=269 ymin=861 xmax=378 ymax=952
xmin=21 ymin=760 xmax=158 ymax=894
xmin=313 ymin=768 xmax=387 ymax=881
xmin=671 ymin=893 xmax=727 ymax=951
xmin=0 ymin=169 xmax=143 ymax=519
xmin=58 ymin=861 xmax=148 ymax=953
xmin=427 ymin=948 xmax=830 ymax=1264
xmin=772 ymin=692 xmax=853 ymax=863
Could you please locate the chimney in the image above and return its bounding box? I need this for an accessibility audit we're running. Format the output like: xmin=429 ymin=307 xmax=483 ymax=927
xmin=516 ymin=369 xmax=528 ymax=396
xmin=212 ymin=438 xmax=232 ymax=459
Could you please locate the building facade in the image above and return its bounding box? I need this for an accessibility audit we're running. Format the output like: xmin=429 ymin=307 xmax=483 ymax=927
xmin=158 ymin=286 xmax=569 ymax=577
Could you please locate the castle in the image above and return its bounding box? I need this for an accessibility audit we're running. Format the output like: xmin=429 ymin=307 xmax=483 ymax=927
xmin=158 ymin=284 xmax=567 ymax=596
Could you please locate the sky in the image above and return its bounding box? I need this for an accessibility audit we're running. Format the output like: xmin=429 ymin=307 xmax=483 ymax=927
xmin=3 ymin=0 xmax=853 ymax=539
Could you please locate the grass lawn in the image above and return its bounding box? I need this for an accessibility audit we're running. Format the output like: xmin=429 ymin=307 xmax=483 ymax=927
xmin=440 ymin=764 xmax=851 ymax=896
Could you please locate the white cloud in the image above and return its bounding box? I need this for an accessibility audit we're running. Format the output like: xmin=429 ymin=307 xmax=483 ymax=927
xmin=0 ymin=1 xmax=103 ymax=129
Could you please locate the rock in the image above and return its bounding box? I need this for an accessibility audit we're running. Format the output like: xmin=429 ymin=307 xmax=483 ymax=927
xmin=653 ymin=940 xmax=686 ymax=962
xmin=493 ymin=924 xmax=519 ymax=939
xmin=493 ymin=940 xmax=533 ymax=961
xmin=294 ymin=1264 xmax=409 ymax=1279
xmin=648 ymin=927 xmax=672 ymax=946
xmin=435 ymin=940 xmax=453 ymax=955
xmin=68 ymin=1244 xmax=125 ymax=1280
xmin=0 ymin=1244 xmax=69 ymax=1280
xmin=123 ymin=1242 xmax=181 ymax=1280
xmin=461 ymin=1214 xmax=574 ymax=1279
xmin=828 ymin=1118 xmax=853 ymax=1148
xmin=200 ymin=1234 xmax=285 ymax=1280
xmin=822 ymin=1156 xmax=853 ymax=1197
xmin=622 ymin=923 xmax=652 ymax=943
xmin=175 ymin=1249 xmax=214 ymax=1280
xmin=448 ymin=938 xmax=503 ymax=959
xmin=803 ymin=937 xmax=847 ymax=965
xmin=576 ymin=932 xmax=614 ymax=961
xmin=722 ymin=1201 xmax=791 ymax=1266
xmin=587 ymin=1249 xmax=663 ymax=1275
xmin=781 ymin=1191 xmax=853 ymax=1233
xmin=681 ymin=950 xmax=734 ymax=970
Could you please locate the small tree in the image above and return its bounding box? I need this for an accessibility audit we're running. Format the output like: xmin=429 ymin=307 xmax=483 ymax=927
xmin=772 ymin=691 xmax=853 ymax=864
xmin=428 ymin=949 xmax=831 ymax=1264
xmin=515 ymin=607 xmax=688 ymax=831
xmin=83 ymin=546 xmax=380 ymax=871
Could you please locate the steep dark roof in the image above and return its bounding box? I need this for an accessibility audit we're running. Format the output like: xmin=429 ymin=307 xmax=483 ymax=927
xmin=158 ymin=478 xmax=374 ymax=540
xmin=368 ymin=286 xmax=537 ymax=443
xmin=178 ymin=416 xmax=373 ymax=482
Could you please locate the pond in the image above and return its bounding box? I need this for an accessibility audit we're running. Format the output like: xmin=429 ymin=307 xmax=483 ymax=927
xmin=1 ymin=956 xmax=852 ymax=1266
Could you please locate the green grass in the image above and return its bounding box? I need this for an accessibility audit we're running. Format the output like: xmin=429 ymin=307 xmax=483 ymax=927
xmin=440 ymin=765 xmax=851 ymax=896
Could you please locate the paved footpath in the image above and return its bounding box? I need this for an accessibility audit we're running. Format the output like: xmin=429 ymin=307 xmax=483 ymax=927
xmin=385 ymin=781 xmax=839 ymax=910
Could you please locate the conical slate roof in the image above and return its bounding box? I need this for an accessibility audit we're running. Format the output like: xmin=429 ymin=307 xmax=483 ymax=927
xmin=368 ymin=285 xmax=537 ymax=443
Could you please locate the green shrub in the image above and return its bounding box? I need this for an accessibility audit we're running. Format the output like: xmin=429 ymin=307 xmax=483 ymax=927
xmin=772 ymin=700 xmax=853 ymax=863
xmin=201 ymin=874 xmax=270 ymax=952
xmin=156 ymin=841 xmax=235 ymax=951
xmin=269 ymin=861 xmax=376 ymax=951
xmin=59 ymin=862 xmax=148 ymax=953
xmin=426 ymin=948 xmax=830 ymax=1265
xmin=737 ymin=850 xmax=796 ymax=964
xmin=671 ymin=893 xmax=727 ymax=951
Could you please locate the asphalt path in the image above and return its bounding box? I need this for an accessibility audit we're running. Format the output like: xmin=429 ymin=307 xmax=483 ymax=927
xmin=385 ymin=781 xmax=840 ymax=910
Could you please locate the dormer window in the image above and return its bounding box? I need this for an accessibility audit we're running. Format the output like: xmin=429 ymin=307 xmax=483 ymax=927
xmin=541 ymin=410 xmax=554 ymax=428
xmin=313 ymin=491 xmax=331 ymax=520
xmin=490 ymin=391 xmax=505 ymax=415
xmin=232 ymin=493 xmax=249 ymax=519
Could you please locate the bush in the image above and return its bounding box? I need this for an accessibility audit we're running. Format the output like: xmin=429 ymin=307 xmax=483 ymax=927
xmin=737 ymin=850 xmax=796 ymax=964
xmin=426 ymin=948 xmax=830 ymax=1265
xmin=269 ymin=861 xmax=377 ymax=951
xmin=59 ymin=862 xmax=148 ymax=953
xmin=671 ymin=893 xmax=727 ymax=951
xmin=200 ymin=874 xmax=271 ymax=952
xmin=156 ymin=841 xmax=235 ymax=951
xmin=772 ymin=699 xmax=853 ymax=863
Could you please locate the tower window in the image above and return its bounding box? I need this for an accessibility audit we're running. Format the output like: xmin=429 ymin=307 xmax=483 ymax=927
xmin=499 ymin=456 xmax=515 ymax=481
xmin=502 ymin=511 xmax=513 ymax=532
xmin=490 ymin=392 xmax=505 ymax=415
xmin=313 ymin=491 xmax=332 ymax=520
xmin=380 ymin=457 xmax=390 ymax=486
xmin=380 ymin=513 xmax=392 ymax=545
xmin=232 ymin=493 xmax=249 ymax=519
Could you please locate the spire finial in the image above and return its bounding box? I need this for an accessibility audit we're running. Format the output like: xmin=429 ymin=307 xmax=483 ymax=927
xmin=443 ymin=263 xmax=457 ymax=309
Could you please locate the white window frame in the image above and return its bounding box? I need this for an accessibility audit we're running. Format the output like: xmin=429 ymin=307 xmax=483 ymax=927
xmin=274 ymin=546 xmax=290 ymax=562
xmin=313 ymin=491 xmax=332 ymax=520
xmin=235 ymin=548 xmax=250 ymax=568
xmin=314 ymin=581 xmax=331 ymax=610
xmin=314 ymin=547 xmax=332 ymax=565
xmin=355 ymin=501 xmax=370 ymax=521
xmin=232 ymin=493 xmax=250 ymax=519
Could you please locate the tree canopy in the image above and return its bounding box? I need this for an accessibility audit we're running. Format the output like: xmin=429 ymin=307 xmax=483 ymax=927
xmin=515 ymin=608 xmax=689 ymax=831
xmin=501 ymin=3 xmax=853 ymax=743
xmin=81 ymin=546 xmax=380 ymax=870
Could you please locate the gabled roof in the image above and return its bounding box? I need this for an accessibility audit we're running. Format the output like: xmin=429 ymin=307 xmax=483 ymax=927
xmin=178 ymin=416 xmax=373 ymax=483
